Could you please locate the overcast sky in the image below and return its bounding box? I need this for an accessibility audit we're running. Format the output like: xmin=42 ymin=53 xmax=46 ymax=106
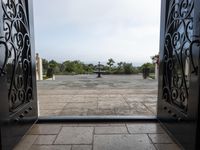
xmin=33 ymin=0 xmax=161 ymax=66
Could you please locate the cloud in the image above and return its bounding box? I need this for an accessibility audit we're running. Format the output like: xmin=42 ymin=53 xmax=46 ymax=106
xmin=33 ymin=0 xmax=161 ymax=65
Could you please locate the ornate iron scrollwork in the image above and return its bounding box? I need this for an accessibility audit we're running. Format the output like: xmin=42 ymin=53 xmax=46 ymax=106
xmin=162 ymin=0 xmax=199 ymax=113
xmin=1 ymin=0 xmax=33 ymax=113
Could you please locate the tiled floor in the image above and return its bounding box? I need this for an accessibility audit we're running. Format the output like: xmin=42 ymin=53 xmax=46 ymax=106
xmin=14 ymin=122 xmax=181 ymax=150
xmin=38 ymin=75 xmax=158 ymax=116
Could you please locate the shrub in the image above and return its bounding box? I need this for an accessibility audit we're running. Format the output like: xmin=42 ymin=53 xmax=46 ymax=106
xmin=46 ymin=68 xmax=54 ymax=78
xmin=123 ymin=63 xmax=134 ymax=74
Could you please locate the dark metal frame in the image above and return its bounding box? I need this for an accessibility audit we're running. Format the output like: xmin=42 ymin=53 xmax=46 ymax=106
xmin=0 ymin=0 xmax=200 ymax=150
xmin=20 ymin=1 xmax=200 ymax=150
xmin=0 ymin=1 xmax=38 ymax=150
xmin=158 ymin=0 xmax=200 ymax=150
xmin=37 ymin=116 xmax=157 ymax=123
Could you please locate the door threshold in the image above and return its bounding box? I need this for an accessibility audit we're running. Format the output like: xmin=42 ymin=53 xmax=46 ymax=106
xmin=37 ymin=115 xmax=157 ymax=123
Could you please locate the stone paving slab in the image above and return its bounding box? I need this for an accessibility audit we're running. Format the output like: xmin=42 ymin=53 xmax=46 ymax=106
xmin=14 ymin=135 xmax=38 ymax=150
xmin=14 ymin=122 xmax=181 ymax=150
xmin=28 ymin=124 xmax=62 ymax=135
xmin=126 ymin=123 xmax=165 ymax=134
xmin=34 ymin=135 xmax=56 ymax=145
xmin=29 ymin=145 xmax=71 ymax=150
xmin=155 ymin=144 xmax=181 ymax=150
xmin=72 ymin=145 xmax=92 ymax=150
xmin=54 ymin=127 xmax=94 ymax=144
xmin=148 ymin=134 xmax=174 ymax=144
xmin=37 ymin=75 xmax=158 ymax=116
xmin=95 ymin=126 xmax=128 ymax=134
xmin=93 ymin=134 xmax=155 ymax=150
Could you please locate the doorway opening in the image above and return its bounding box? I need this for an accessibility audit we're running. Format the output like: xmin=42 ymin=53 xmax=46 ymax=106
xmin=33 ymin=0 xmax=161 ymax=118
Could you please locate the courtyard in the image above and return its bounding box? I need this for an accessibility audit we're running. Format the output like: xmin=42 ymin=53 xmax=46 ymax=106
xmin=14 ymin=75 xmax=182 ymax=150
xmin=37 ymin=74 xmax=158 ymax=116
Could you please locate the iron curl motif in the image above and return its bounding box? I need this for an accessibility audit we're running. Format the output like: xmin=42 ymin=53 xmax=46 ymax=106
xmin=1 ymin=0 xmax=33 ymax=113
xmin=162 ymin=0 xmax=199 ymax=113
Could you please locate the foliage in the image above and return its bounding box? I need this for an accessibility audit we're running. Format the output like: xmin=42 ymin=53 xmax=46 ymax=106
xmin=140 ymin=63 xmax=155 ymax=73
xmin=140 ymin=62 xmax=155 ymax=79
xmin=41 ymin=58 xmax=155 ymax=76
xmin=107 ymin=58 xmax=115 ymax=69
xmin=123 ymin=63 xmax=135 ymax=74
xmin=46 ymin=68 xmax=54 ymax=78
xmin=62 ymin=60 xmax=93 ymax=74
xmin=42 ymin=59 xmax=49 ymax=74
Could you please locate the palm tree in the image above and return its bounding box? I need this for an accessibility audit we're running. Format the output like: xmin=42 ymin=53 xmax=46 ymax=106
xmin=107 ymin=58 xmax=115 ymax=69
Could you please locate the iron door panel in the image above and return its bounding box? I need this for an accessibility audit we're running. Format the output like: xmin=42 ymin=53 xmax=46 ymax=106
xmin=158 ymin=0 xmax=200 ymax=149
xmin=0 ymin=0 xmax=38 ymax=150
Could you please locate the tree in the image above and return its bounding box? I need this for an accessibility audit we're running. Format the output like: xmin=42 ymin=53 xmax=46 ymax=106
xmin=83 ymin=64 xmax=94 ymax=73
xmin=123 ymin=63 xmax=134 ymax=74
xmin=42 ymin=59 xmax=49 ymax=74
xmin=48 ymin=60 xmax=60 ymax=74
xmin=46 ymin=68 xmax=54 ymax=78
xmin=117 ymin=62 xmax=124 ymax=69
xmin=114 ymin=62 xmax=124 ymax=74
xmin=107 ymin=58 xmax=115 ymax=71
xmin=63 ymin=61 xmax=74 ymax=73
xmin=140 ymin=63 xmax=155 ymax=73
xmin=49 ymin=60 xmax=58 ymax=68
xmin=72 ymin=60 xmax=85 ymax=74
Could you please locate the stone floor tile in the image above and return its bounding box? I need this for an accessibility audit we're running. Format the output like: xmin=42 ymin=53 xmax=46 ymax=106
xmin=128 ymin=102 xmax=148 ymax=110
xmin=71 ymin=97 xmax=97 ymax=103
xmin=124 ymin=96 xmax=145 ymax=102
xmin=29 ymin=145 xmax=71 ymax=150
xmin=87 ymin=108 xmax=115 ymax=115
xmin=14 ymin=135 xmax=38 ymax=150
xmin=84 ymin=94 xmax=99 ymax=98
xmin=54 ymin=127 xmax=94 ymax=144
xmin=59 ymin=108 xmax=88 ymax=116
xmin=126 ymin=123 xmax=165 ymax=134
xmin=95 ymin=126 xmax=128 ymax=134
xmin=98 ymin=95 xmax=110 ymax=99
xmin=98 ymin=97 xmax=124 ymax=101
xmin=114 ymin=108 xmax=138 ymax=115
xmin=155 ymin=144 xmax=181 ymax=150
xmin=96 ymin=94 xmax=122 ymax=99
xmin=28 ymin=124 xmax=61 ymax=135
xmin=39 ymin=95 xmax=74 ymax=99
xmin=93 ymin=134 xmax=156 ymax=150
xmin=136 ymin=110 xmax=154 ymax=115
xmin=37 ymin=75 xmax=158 ymax=116
xmin=98 ymin=100 xmax=129 ymax=109
xmin=39 ymin=110 xmax=61 ymax=116
xmin=142 ymin=102 xmax=157 ymax=114
xmin=61 ymin=123 xmax=79 ymax=127
xmin=72 ymin=145 xmax=92 ymax=150
xmin=64 ymin=102 xmax=97 ymax=109
xmin=34 ymin=135 xmax=56 ymax=145
xmin=39 ymin=103 xmax=66 ymax=110
xmin=77 ymin=123 xmax=125 ymax=127
xmin=148 ymin=134 xmax=174 ymax=144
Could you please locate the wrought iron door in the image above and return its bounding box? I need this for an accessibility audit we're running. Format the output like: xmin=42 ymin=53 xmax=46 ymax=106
xmin=0 ymin=0 xmax=38 ymax=150
xmin=158 ymin=0 xmax=200 ymax=149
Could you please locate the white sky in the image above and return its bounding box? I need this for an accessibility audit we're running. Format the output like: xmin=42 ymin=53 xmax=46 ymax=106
xmin=33 ymin=0 xmax=161 ymax=66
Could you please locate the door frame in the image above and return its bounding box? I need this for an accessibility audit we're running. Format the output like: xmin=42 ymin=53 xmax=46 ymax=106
xmin=157 ymin=0 xmax=200 ymax=149
xmin=1 ymin=0 xmax=200 ymax=150
xmin=0 ymin=0 xmax=38 ymax=150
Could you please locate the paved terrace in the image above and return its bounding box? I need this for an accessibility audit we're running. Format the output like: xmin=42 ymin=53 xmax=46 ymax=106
xmin=14 ymin=122 xmax=180 ymax=150
xmin=37 ymin=75 xmax=158 ymax=116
